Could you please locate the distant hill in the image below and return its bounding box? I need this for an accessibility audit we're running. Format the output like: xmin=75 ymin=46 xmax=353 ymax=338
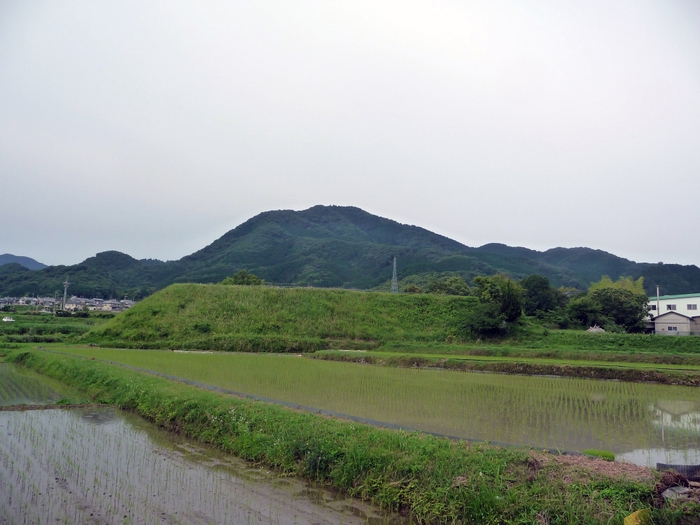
xmin=1 ymin=205 xmax=699 ymax=298
xmin=0 ymin=254 xmax=46 ymax=271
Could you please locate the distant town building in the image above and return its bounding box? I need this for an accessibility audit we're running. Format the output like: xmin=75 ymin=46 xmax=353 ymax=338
xmin=64 ymin=296 xmax=136 ymax=312
xmin=1 ymin=296 xmax=137 ymax=313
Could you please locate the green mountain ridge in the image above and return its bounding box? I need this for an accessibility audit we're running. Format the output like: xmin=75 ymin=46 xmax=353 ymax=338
xmin=1 ymin=205 xmax=698 ymax=298
xmin=0 ymin=253 xmax=46 ymax=271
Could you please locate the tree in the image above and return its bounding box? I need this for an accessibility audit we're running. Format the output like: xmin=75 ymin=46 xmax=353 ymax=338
xmin=565 ymin=285 xmax=649 ymax=332
xmin=462 ymin=301 xmax=506 ymax=337
xmin=589 ymin=287 xmax=649 ymax=332
xmin=404 ymin=284 xmax=422 ymax=294
xmin=426 ymin=276 xmax=471 ymax=296
xmin=589 ymin=276 xmax=645 ymax=294
xmin=566 ymin=295 xmax=605 ymax=327
xmin=520 ymin=274 xmax=566 ymax=316
xmin=473 ymin=275 xmax=524 ymax=322
xmin=220 ymin=270 xmax=264 ymax=286
xmin=500 ymin=278 xmax=524 ymax=322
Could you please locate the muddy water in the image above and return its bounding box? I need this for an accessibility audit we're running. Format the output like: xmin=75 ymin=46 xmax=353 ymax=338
xmin=0 ymin=366 xmax=406 ymax=525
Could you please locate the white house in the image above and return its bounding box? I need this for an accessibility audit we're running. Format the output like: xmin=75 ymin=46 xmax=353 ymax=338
xmin=649 ymin=293 xmax=700 ymax=317
xmin=648 ymin=293 xmax=700 ymax=335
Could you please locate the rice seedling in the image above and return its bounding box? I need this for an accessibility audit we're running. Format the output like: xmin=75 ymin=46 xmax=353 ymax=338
xmin=582 ymin=449 xmax=616 ymax=461
xmin=0 ymin=397 xmax=403 ymax=524
xmin=0 ymin=362 xmax=89 ymax=406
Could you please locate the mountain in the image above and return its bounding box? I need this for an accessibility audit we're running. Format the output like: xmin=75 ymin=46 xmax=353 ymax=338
xmin=1 ymin=205 xmax=699 ymax=298
xmin=0 ymin=254 xmax=46 ymax=271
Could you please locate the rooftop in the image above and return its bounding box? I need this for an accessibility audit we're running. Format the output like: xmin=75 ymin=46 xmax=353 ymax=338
xmin=648 ymin=293 xmax=700 ymax=301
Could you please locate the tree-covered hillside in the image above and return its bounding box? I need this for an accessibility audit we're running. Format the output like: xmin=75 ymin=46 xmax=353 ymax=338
xmin=1 ymin=205 xmax=699 ymax=298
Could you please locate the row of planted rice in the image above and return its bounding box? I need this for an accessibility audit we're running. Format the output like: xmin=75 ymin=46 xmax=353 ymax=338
xmin=56 ymin=348 xmax=700 ymax=463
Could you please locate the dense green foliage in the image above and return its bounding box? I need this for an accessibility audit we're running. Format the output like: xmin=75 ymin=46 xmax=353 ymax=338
xmin=10 ymin=349 xmax=694 ymax=524
xmin=520 ymin=274 xmax=566 ymax=316
xmin=472 ymin=275 xmax=524 ymax=323
xmin=462 ymin=301 xmax=507 ymax=336
xmin=219 ymin=269 xmax=263 ymax=285
xmin=426 ymin=276 xmax=471 ymax=296
xmin=2 ymin=206 xmax=699 ymax=299
xmin=83 ymin=284 xmax=483 ymax=350
xmin=566 ymin=277 xmax=650 ymax=332
xmin=589 ymin=276 xmax=645 ymax=293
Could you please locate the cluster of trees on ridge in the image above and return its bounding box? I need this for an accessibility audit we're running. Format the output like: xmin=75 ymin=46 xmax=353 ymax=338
xmin=220 ymin=270 xmax=264 ymax=286
xmin=222 ymin=269 xmax=650 ymax=336
xmin=405 ymin=274 xmax=649 ymax=335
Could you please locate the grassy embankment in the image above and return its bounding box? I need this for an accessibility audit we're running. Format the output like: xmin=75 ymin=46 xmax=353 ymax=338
xmin=82 ymin=283 xmax=474 ymax=351
xmin=80 ymin=284 xmax=700 ymax=384
xmin=8 ymin=348 xmax=696 ymax=525
xmin=312 ymin=350 xmax=700 ymax=386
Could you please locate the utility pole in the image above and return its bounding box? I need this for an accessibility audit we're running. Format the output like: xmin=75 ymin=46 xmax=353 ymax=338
xmin=391 ymin=257 xmax=399 ymax=294
xmin=62 ymin=279 xmax=70 ymax=310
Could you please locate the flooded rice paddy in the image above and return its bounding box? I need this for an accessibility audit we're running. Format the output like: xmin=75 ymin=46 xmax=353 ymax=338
xmin=0 ymin=364 xmax=405 ymax=525
xmin=57 ymin=350 xmax=700 ymax=468
xmin=0 ymin=362 xmax=89 ymax=406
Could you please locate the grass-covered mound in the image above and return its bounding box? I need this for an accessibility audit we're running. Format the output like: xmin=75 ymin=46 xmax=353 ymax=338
xmin=10 ymin=349 xmax=694 ymax=525
xmin=84 ymin=284 xmax=477 ymax=351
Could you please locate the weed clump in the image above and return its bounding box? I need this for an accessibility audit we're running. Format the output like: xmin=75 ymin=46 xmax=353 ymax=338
xmin=582 ymin=449 xmax=615 ymax=462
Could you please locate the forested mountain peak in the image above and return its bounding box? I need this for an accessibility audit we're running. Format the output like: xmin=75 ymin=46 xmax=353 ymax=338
xmin=1 ymin=206 xmax=699 ymax=299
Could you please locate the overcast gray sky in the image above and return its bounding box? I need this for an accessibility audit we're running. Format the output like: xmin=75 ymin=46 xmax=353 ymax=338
xmin=2 ymin=0 xmax=699 ymax=267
